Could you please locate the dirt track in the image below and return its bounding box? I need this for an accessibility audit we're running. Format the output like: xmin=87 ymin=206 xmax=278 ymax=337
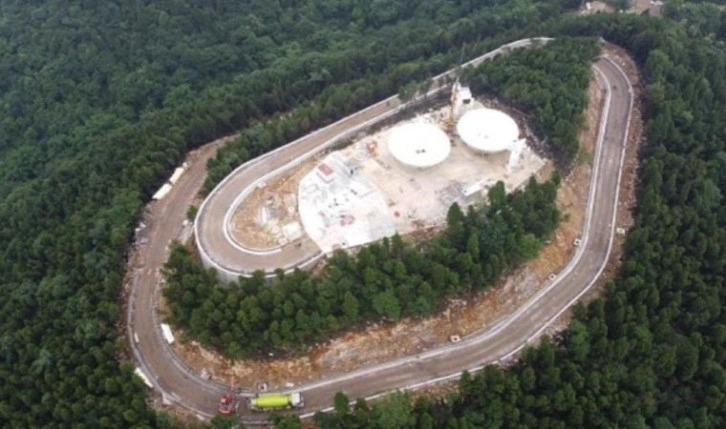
xmin=126 ymin=43 xmax=634 ymax=424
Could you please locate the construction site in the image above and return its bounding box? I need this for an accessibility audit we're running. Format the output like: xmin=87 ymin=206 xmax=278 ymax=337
xmin=129 ymin=38 xmax=640 ymax=422
xmin=230 ymin=83 xmax=547 ymax=254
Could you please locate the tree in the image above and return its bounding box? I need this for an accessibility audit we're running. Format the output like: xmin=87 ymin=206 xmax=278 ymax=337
xmin=211 ymin=415 xmax=244 ymax=428
xmin=373 ymin=392 xmax=416 ymax=429
xmin=398 ymin=81 xmax=419 ymax=102
xmin=491 ymin=182 xmax=510 ymax=212
xmin=373 ymin=289 xmax=402 ymax=321
xmin=271 ymin=414 xmax=301 ymax=429
xmin=446 ymin=203 xmax=467 ymax=247
xmin=342 ymin=292 xmax=360 ymax=324
xmin=334 ymin=392 xmax=350 ymax=416
xmin=186 ymin=205 xmax=199 ymax=222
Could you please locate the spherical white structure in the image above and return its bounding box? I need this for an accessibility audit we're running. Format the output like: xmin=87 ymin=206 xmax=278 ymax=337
xmin=387 ymin=122 xmax=451 ymax=168
xmin=457 ymin=108 xmax=520 ymax=153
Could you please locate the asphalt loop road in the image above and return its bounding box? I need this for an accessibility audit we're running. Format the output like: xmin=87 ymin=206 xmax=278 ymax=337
xmin=128 ymin=45 xmax=632 ymax=424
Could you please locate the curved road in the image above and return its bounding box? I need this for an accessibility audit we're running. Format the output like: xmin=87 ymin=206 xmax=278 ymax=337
xmin=128 ymin=44 xmax=633 ymax=423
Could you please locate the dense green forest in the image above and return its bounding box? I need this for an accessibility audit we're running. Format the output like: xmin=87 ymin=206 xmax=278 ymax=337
xmin=663 ymin=0 xmax=726 ymax=38
xmin=269 ymin=12 xmax=726 ymax=429
xmin=3 ymin=0 xmax=724 ymax=428
xmin=165 ymin=176 xmax=560 ymax=356
xmin=0 ymin=0 xmax=583 ymax=427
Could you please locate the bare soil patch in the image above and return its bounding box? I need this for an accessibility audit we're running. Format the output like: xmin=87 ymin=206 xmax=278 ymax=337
xmin=230 ymin=158 xmax=319 ymax=249
xmin=630 ymin=0 xmax=663 ymax=17
xmin=581 ymin=1 xmax=616 ymax=15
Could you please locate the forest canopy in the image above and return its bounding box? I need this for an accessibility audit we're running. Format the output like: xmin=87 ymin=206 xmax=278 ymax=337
xmin=0 ymin=0 xmax=581 ymax=427
xmin=3 ymin=0 xmax=724 ymax=428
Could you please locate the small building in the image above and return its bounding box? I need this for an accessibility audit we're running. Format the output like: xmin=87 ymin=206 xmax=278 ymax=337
xmin=316 ymin=163 xmax=335 ymax=182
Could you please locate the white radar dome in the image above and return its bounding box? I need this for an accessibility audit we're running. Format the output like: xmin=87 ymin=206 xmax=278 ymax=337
xmin=457 ymin=108 xmax=520 ymax=153
xmin=387 ymin=122 xmax=451 ymax=169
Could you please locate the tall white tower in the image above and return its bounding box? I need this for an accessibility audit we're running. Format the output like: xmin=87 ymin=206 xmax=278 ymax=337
xmin=446 ymin=81 xmax=472 ymax=133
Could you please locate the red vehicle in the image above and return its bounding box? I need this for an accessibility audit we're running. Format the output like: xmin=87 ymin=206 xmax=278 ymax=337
xmin=218 ymin=387 xmax=237 ymax=416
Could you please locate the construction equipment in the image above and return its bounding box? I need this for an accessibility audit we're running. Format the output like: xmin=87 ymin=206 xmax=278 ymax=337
xmin=445 ymin=44 xmax=471 ymax=134
xmin=248 ymin=392 xmax=304 ymax=412
xmin=446 ymin=80 xmax=462 ymax=134
xmin=446 ymin=79 xmax=473 ymax=134
xmin=218 ymin=386 xmax=237 ymax=416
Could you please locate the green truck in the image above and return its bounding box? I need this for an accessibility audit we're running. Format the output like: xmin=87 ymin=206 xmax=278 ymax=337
xmin=248 ymin=392 xmax=304 ymax=411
